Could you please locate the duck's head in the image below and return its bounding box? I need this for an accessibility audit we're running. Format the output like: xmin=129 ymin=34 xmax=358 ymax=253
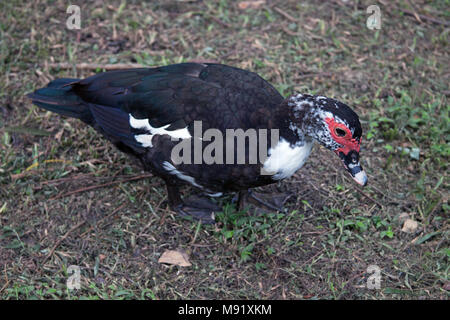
xmin=287 ymin=93 xmax=368 ymax=186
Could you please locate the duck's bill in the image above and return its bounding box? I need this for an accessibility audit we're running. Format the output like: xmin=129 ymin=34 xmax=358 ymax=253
xmin=338 ymin=150 xmax=368 ymax=187
xmin=346 ymin=162 xmax=367 ymax=186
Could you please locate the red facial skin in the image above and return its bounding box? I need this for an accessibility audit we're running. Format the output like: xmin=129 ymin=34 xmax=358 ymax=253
xmin=325 ymin=118 xmax=361 ymax=156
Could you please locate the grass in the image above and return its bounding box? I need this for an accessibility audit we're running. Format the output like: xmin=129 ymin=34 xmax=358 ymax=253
xmin=0 ymin=0 xmax=448 ymax=299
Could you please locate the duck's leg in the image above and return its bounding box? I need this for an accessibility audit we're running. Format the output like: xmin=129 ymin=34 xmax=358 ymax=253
xmin=165 ymin=182 xmax=219 ymax=224
xmin=238 ymin=189 xmax=292 ymax=213
xmin=166 ymin=183 xmax=183 ymax=208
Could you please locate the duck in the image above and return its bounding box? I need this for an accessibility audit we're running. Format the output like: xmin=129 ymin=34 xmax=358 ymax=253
xmin=27 ymin=62 xmax=367 ymax=224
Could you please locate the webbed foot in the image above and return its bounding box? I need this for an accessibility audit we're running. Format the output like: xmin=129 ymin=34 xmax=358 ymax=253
xmin=237 ymin=189 xmax=293 ymax=213
xmin=174 ymin=195 xmax=221 ymax=224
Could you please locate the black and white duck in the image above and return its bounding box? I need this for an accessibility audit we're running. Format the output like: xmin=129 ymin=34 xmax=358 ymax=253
xmin=27 ymin=63 xmax=367 ymax=223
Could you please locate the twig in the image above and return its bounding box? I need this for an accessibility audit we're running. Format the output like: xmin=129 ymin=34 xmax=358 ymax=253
xmin=273 ymin=6 xmax=298 ymax=22
xmin=50 ymin=173 xmax=153 ymax=200
xmin=353 ymin=184 xmax=385 ymax=208
xmin=48 ymin=62 xmax=147 ymax=70
xmin=43 ymin=219 xmax=87 ymax=263
xmin=39 ymin=171 xmax=106 ymax=186
xmin=79 ymin=203 xmax=126 ymax=238
xmin=207 ymin=14 xmax=231 ymax=28
xmin=298 ymin=249 xmax=324 ymax=268
xmin=398 ymin=8 xmax=449 ymax=26
xmin=281 ymin=25 xmax=299 ymax=36
xmin=369 ymin=184 xmax=402 ymax=203
xmin=405 ymin=0 xmax=422 ymax=23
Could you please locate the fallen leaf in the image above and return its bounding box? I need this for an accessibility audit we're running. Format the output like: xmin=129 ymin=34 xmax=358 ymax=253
xmin=401 ymin=219 xmax=418 ymax=233
xmin=238 ymin=1 xmax=265 ymax=10
xmin=158 ymin=249 xmax=191 ymax=267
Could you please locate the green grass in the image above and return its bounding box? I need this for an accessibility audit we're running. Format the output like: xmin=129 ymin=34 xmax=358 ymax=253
xmin=0 ymin=0 xmax=448 ymax=299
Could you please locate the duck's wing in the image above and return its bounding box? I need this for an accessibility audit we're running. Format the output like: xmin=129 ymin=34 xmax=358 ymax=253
xmin=71 ymin=63 xmax=282 ymax=134
xmin=29 ymin=63 xmax=283 ymax=152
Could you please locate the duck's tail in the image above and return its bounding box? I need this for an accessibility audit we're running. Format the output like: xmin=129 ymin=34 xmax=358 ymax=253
xmin=27 ymin=78 xmax=93 ymax=124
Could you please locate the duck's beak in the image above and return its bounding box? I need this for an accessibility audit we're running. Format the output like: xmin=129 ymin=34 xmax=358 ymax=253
xmin=338 ymin=150 xmax=368 ymax=186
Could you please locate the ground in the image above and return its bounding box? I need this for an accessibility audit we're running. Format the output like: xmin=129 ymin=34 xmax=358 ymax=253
xmin=0 ymin=0 xmax=448 ymax=299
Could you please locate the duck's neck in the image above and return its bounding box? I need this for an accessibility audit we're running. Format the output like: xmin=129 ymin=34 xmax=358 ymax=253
xmin=263 ymin=99 xmax=316 ymax=180
xmin=273 ymin=98 xmax=316 ymax=147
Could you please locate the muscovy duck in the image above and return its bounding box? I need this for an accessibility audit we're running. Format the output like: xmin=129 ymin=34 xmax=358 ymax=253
xmin=27 ymin=63 xmax=367 ymax=223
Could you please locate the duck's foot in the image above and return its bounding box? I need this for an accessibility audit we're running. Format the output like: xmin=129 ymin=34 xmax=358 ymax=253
xmin=237 ymin=189 xmax=293 ymax=213
xmin=165 ymin=182 xmax=220 ymax=224
xmin=174 ymin=195 xmax=220 ymax=224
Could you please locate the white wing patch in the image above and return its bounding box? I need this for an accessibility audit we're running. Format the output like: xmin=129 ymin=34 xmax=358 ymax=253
xmin=129 ymin=114 xmax=191 ymax=147
xmin=263 ymin=138 xmax=314 ymax=180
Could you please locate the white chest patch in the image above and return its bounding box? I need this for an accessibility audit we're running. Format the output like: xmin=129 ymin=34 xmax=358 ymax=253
xmin=262 ymin=138 xmax=314 ymax=180
xmin=129 ymin=114 xmax=191 ymax=147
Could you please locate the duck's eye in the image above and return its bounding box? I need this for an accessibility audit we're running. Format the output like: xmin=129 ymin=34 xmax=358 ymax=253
xmin=335 ymin=128 xmax=347 ymax=137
